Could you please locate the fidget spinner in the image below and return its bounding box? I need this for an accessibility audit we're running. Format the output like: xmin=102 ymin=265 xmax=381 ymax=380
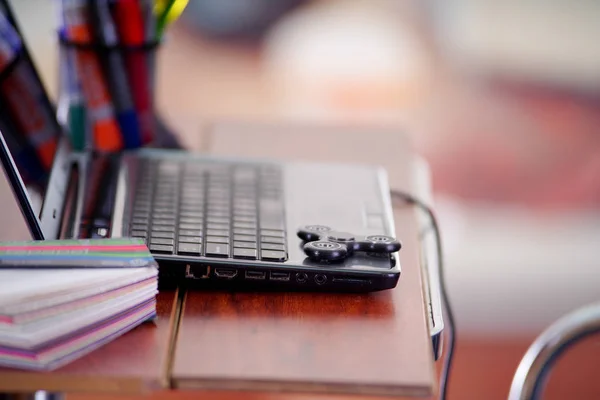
xmin=297 ymin=225 xmax=401 ymax=263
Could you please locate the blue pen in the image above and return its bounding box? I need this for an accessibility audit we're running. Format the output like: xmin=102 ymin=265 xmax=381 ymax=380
xmin=89 ymin=0 xmax=142 ymax=149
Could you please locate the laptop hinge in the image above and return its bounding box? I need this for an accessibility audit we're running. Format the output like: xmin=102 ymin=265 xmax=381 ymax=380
xmin=58 ymin=163 xmax=80 ymax=239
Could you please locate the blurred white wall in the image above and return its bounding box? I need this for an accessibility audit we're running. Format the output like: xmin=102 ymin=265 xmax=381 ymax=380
xmin=428 ymin=0 xmax=600 ymax=92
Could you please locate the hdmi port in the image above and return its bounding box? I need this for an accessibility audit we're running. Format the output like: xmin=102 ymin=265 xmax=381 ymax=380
xmin=270 ymin=271 xmax=290 ymax=281
xmin=214 ymin=268 xmax=237 ymax=279
xmin=245 ymin=270 xmax=266 ymax=280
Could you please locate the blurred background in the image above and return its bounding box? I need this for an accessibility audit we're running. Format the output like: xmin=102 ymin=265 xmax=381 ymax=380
xmin=9 ymin=0 xmax=600 ymax=398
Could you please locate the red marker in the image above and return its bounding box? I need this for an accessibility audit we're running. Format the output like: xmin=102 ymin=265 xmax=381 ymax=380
xmin=112 ymin=0 xmax=154 ymax=145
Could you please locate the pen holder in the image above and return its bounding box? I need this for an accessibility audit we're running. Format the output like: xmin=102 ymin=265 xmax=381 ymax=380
xmin=57 ymin=34 xmax=181 ymax=153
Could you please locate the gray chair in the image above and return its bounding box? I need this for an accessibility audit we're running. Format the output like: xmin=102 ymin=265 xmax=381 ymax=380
xmin=508 ymin=302 xmax=600 ymax=400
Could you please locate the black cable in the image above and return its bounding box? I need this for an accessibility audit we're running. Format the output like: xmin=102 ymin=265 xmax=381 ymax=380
xmin=390 ymin=190 xmax=455 ymax=400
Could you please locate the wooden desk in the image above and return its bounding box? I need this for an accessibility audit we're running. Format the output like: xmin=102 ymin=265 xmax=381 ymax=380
xmin=0 ymin=123 xmax=436 ymax=398
xmin=170 ymin=122 xmax=435 ymax=397
xmin=173 ymin=207 xmax=434 ymax=397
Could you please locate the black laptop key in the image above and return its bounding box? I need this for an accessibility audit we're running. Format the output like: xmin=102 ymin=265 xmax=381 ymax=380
xmin=179 ymin=229 xmax=202 ymax=237
xmin=154 ymin=195 xmax=177 ymax=202
xmin=152 ymin=228 xmax=175 ymax=236
xmin=151 ymin=231 xmax=175 ymax=239
xmin=233 ymin=248 xmax=257 ymax=260
xmin=150 ymin=244 xmax=174 ymax=254
xmin=233 ymin=209 xmax=256 ymax=217
xmin=178 ymin=236 xmax=202 ymax=244
xmin=234 ymin=234 xmax=257 ymax=243
xmin=207 ymin=199 xmax=230 ymax=207
xmin=180 ymin=205 xmax=204 ymax=212
xmin=208 ymin=195 xmax=230 ymax=203
xmin=260 ymin=229 xmax=285 ymax=237
xmin=153 ymin=217 xmax=175 ymax=225
xmin=181 ymin=189 xmax=204 ymax=196
xmin=131 ymin=230 xmax=147 ymax=238
xmin=180 ymin=204 xmax=204 ymax=212
xmin=178 ymin=243 xmax=202 ymax=256
xmin=205 ymin=242 xmax=230 ymax=258
xmin=133 ymin=206 xmax=151 ymax=214
xmin=133 ymin=210 xmax=150 ymax=219
xmin=180 ymin=194 xmax=204 ymax=201
xmin=131 ymin=223 xmax=149 ymax=231
xmin=233 ymin=228 xmax=256 ymax=236
xmin=153 ymin=206 xmax=176 ymax=213
xmin=180 ymin=211 xmax=204 ymax=219
xmin=207 ymin=222 xmax=229 ymax=231
xmin=233 ymin=215 xmax=257 ymax=223
xmin=150 ymin=238 xmax=174 ymax=246
xmin=261 ymin=236 xmax=285 ymax=245
xmin=152 ymin=224 xmax=175 ymax=231
xmin=206 ymin=236 xmax=229 ymax=244
xmin=233 ymin=203 xmax=256 ymax=212
xmin=179 ymin=223 xmax=203 ymax=230
xmin=179 ymin=217 xmax=204 ymax=225
xmin=233 ymin=241 xmax=257 ymax=249
xmin=233 ymin=199 xmax=256 ymax=207
xmin=233 ymin=221 xmax=257 ymax=229
xmin=260 ymin=243 xmax=285 ymax=251
xmin=207 ymin=216 xmax=229 ymax=225
xmin=260 ymin=250 xmax=287 ymax=262
xmin=207 ymin=210 xmax=230 ymax=218
xmin=206 ymin=229 xmax=230 ymax=237
xmin=152 ymin=212 xmax=175 ymax=219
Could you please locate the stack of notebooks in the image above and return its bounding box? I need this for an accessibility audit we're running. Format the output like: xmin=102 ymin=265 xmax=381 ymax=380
xmin=0 ymin=238 xmax=158 ymax=370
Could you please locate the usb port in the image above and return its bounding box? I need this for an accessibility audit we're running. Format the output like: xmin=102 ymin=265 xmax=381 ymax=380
xmin=270 ymin=271 xmax=290 ymax=281
xmin=214 ymin=268 xmax=237 ymax=279
xmin=245 ymin=270 xmax=266 ymax=280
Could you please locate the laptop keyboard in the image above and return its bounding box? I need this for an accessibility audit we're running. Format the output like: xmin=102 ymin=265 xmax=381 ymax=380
xmin=128 ymin=160 xmax=288 ymax=262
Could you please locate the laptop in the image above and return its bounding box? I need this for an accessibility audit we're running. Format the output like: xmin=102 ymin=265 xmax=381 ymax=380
xmin=0 ymin=2 xmax=401 ymax=292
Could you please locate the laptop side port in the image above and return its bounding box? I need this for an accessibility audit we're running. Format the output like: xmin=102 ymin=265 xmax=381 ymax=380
xmin=314 ymin=274 xmax=327 ymax=285
xmin=245 ymin=270 xmax=266 ymax=280
xmin=186 ymin=264 xmax=210 ymax=279
xmin=214 ymin=268 xmax=238 ymax=279
xmin=295 ymin=272 xmax=308 ymax=283
xmin=270 ymin=271 xmax=291 ymax=281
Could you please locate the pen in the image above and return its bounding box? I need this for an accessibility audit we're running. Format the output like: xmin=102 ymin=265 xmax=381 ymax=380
xmin=62 ymin=0 xmax=123 ymax=152
xmin=89 ymin=0 xmax=142 ymax=149
xmin=113 ymin=0 xmax=153 ymax=145
xmin=154 ymin=0 xmax=188 ymax=40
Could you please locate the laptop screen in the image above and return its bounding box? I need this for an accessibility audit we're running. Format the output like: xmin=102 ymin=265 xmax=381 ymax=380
xmin=0 ymin=0 xmax=62 ymax=216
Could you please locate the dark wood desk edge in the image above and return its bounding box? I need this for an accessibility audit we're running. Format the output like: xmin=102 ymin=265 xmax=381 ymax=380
xmin=163 ymin=288 xmax=186 ymax=388
xmin=173 ymin=377 xmax=431 ymax=398
xmin=0 ymin=289 xmax=183 ymax=395
xmin=0 ymin=373 xmax=146 ymax=395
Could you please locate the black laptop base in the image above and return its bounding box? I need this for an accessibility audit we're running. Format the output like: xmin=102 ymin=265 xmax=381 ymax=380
xmin=155 ymin=255 xmax=400 ymax=293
